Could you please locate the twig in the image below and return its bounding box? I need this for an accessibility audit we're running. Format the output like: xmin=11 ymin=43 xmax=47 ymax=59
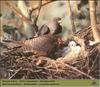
xmin=88 ymin=47 xmax=100 ymax=74
xmin=34 ymin=0 xmax=42 ymax=25
xmin=65 ymin=63 xmax=95 ymax=80
xmin=68 ymin=0 xmax=76 ymax=34
xmin=22 ymin=68 xmax=42 ymax=73
xmin=5 ymin=1 xmax=56 ymax=26
xmin=8 ymin=67 xmax=22 ymax=79
xmin=31 ymin=0 xmax=57 ymax=12
xmin=5 ymin=2 xmax=33 ymax=25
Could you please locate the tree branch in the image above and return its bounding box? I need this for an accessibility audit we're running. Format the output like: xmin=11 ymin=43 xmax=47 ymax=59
xmin=65 ymin=63 xmax=95 ymax=80
xmin=34 ymin=0 xmax=42 ymax=25
xmin=5 ymin=2 xmax=33 ymax=25
xmin=5 ymin=1 xmax=56 ymax=25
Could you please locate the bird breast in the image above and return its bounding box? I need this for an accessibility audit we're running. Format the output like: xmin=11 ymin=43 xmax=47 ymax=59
xmin=47 ymin=21 xmax=62 ymax=35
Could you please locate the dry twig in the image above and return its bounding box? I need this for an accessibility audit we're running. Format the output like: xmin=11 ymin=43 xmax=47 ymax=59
xmin=8 ymin=67 xmax=22 ymax=79
xmin=5 ymin=2 xmax=33 ymax=25
xmin=5 ymin=1 xmax=56 ymax=26
xmin=65 ymin=63 xmax=95 ymax=80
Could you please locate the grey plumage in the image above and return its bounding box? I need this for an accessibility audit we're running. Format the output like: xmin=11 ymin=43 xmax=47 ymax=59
xmin=39 ymin=17 xmax=62 ymax=35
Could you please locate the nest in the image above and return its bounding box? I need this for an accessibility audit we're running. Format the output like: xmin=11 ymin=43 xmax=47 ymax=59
xmin=0 ymin=26 xmax=100 ymax=80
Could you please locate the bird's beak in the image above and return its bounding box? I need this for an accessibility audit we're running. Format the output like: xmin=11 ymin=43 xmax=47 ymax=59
xmin=58 ymin=20 xmax=62 ymax=23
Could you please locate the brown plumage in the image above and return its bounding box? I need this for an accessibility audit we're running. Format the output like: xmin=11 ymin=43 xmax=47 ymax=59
xmin=5 ymin=35 xmax=59 ymax=57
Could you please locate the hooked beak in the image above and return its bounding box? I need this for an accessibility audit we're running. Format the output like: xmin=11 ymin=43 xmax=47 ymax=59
xmin=58 ymin=20 xmax=62 ymax=23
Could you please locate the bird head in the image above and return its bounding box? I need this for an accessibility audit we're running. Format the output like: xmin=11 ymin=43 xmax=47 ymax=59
xmin=68 ymin=41 xmax=77 ymax=48
xmin=53 ymin=17 xmax=62 ymax=24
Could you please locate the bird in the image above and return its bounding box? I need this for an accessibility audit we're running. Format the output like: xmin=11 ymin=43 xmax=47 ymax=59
xmin=38 ymin=25 xmax=50 ymax=35
xmin=63 ymin=41 xmax=81 ymax=62
xmin=4 ymin=35 xmax=59 ymax=57
xmin=38 ymin=17 xmax=62 ymax=35
xmin=68 ymin=41 xmax=81 ymax=54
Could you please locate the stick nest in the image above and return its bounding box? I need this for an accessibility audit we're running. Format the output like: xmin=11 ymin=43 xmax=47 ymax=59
xmin=0 ymin=26 xmax=100 ymax=80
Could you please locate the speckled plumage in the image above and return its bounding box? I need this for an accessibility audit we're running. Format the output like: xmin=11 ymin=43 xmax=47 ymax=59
xmin=5 ymin=35 xmax=58 ymax=57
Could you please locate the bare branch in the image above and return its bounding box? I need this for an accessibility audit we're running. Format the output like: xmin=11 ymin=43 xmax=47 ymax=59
xmin=5 ymin=1 xmax=56 ymax=25
xmin=65 ymin=63 xmax=95 ymax=80
xmin=34 ymin=0 xmax=42 ymax=25
xmin=31 ymin=0 xmax=57 ymax=12
xmin=5 ymin=2 xmax=33 ymax=25
xmin=8 ymin=67 xmax=22 ymax=79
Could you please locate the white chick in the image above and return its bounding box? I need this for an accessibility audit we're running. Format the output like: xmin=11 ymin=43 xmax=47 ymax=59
xmin=63 ymin=41 xmax=81 ymax=61
xmin=69 ymin=41 xmax=81 ymax=54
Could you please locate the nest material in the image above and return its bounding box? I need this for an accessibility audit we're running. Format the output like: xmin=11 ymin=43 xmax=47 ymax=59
xmin=0 ymin=26 xmax=100 ymax=79
xmin=0 ymin=44 xmax=99 ymax=79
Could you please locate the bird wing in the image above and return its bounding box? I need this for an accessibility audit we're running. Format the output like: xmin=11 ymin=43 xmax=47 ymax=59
xmin=39 ymin=25 xmax=50 ymax=35
xmin=53 ymin=24 xmax=62 ymax=35
xmin=4 ymin=35 xmax=58 ymax=56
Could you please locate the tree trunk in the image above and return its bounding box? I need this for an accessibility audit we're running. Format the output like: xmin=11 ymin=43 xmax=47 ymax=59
xmin=17 ymin=1 xmax=35 ymax=39
xmin=67 ymin=0 xmax=76 ymax=34
xmin=89 ymin=0 xmax=100 ymax=43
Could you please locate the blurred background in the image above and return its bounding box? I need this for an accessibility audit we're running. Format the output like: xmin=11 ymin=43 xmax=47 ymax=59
xmin=0 ymin=0 xmax=100 ymax=40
